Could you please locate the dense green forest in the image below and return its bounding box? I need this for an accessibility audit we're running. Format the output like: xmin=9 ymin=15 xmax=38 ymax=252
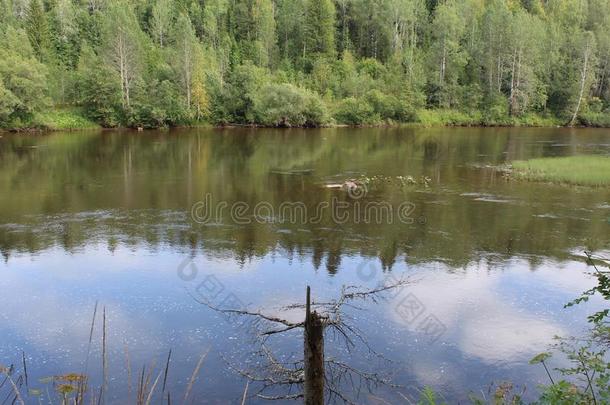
xmin=1 ymin=0 xmax=610 ymax=128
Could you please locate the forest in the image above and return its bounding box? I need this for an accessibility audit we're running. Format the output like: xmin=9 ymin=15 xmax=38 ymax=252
xmin=1 ymin=0 xmax=610 ymax=129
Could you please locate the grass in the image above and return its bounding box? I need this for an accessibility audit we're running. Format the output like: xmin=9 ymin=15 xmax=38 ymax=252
xmin=414 ymin=109 xmax=562 ymax=127
xmin=415 ymin=109 xmax=482 ymax=126
xmin=511 ymin=155 xmax=610 ymax=186
xmin=578 ymin=111 xmax=610 ymax=127
xmin=34 ymin=108 xmax=100 ymax=130
xmin=0 ymin=303 xmax=207 ymax=405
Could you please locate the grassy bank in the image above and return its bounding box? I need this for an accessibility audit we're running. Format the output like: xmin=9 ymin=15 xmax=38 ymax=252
xmin=578 ymin=111 xmax=610 ymax=127
xmin=1 ymin=108 xmax=100 ymax=131
xmin=2 ymin=107 xmax=608 ymax=132
xmin=414 ymin=109 xmax=563 ymax=127
xmin=511 ymin=156 xmax=610 ymax=186
xmin=34 ymin=108 xmax=100 ymax=130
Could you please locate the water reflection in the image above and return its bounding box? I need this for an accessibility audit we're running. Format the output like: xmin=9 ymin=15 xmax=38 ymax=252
xmin=0 ymin=127 xmax=609 ymax=402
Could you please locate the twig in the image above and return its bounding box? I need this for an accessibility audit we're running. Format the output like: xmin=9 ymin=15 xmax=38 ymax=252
xmin=101 ymin=306 xmax=107 ymax=405
xmin=144 ymin=370 xmax=163 ymax=405
xmin=124 ymin=342 xmax=132 ymax=401
xmin=182 ymin=349 xmax=209 ymax=405
xmin=240 ymin=380 xmax=249 ymax=405
xmin=0 ymin=371 xmax=24 ymax=405
xmin=161 ymin=349 xmax=172 ymax=396
xmin=21 ymin=352 xmax=27 ymax=390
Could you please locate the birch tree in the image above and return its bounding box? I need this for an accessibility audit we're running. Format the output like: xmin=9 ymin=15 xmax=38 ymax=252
xmin=386 ymin=0 xmax=425 ymax=56
xmin=251 ymin=0 xmax=276 ymax=67
xmin=429 ymin=0 xmax=466 ymax=108
xmin=173 ymin=14 xmax=198 ymax=110
xmin=569 ymin=31 xmax=597 ymax=126
xmin=103 ymin=3 xmax=142 ymax=110
xmin=480 ymin=0 xmax=511 ymax=95
xmin=150 ymin=0 xmax=173 ymax=47
xmin=507 ymin=10 xmax=545 ymax=115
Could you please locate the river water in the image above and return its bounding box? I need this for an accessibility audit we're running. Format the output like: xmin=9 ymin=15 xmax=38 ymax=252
xmin=1 ymin=127 xmax=609 ymax=403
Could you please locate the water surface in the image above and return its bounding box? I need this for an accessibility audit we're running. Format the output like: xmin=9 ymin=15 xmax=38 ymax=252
xmin=1 ymin=127 xmax=609 ymax=403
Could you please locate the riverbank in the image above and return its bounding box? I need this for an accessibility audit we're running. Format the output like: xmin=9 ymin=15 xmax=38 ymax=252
xmin=1 ymin=108 xmax=100 ymax=132
xmin=2 ymin=108 xmax=609 ymax=132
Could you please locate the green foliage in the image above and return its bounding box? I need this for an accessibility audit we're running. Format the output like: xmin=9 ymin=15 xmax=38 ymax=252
xmin=418 ymin=386 xmax=445 ymax=404
xmin=415 ymin=109 xmax=481 ymax=126
xmin=1 ymin=0 xmax=610 ymax=128
xmin=530 ymin=336 xmax=610 ymax=405
xmin=565 ymin=253 xmax=610 ymax=324
xmin=482 ymin=93 xmax=511 ymax=125
xmin=75 ymin=45 xmax=123 ymax=127
xmin=333 ymin=97 xmax=378 ymax=125
xmin=536 ymin=380 xmax=590 ymax=404
xmin=304 ymin=0 xmax=335 ymax=61
xmin=0 ymin=81 xmax=21 ymax=124
xmin=25 ymin=0 xmax=49 ymax=61
xmin=530 ymin=253 xmax=610 ymax=405
xmin=34 ymin=108 xmax=99 ymax=130
xmin=0 ymin=26 xmax=49 ymax=127
xmin=213 ymin=62 xmax=270 ymax=123
xmin=511 ymin=156 xmax=610 ymax=186
xmin=253 ymin=83 xmax=329 ymax=126
xmin=578 ymin=111 xmax=610 ymax=127
xmin=365 ymin=89 xmax=413 ymax=121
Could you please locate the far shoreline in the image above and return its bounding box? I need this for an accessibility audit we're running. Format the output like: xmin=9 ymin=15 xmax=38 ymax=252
xmin=4 ymin=120 xmax=610 ymax=134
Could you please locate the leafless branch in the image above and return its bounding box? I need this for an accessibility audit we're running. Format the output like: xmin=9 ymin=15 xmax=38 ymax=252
xmin=192 ymin=276 xmax=410 ymax=403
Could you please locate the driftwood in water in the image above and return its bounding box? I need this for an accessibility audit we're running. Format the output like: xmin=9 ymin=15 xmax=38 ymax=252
xmin=304 ymin=286 xmax=324 ymax=405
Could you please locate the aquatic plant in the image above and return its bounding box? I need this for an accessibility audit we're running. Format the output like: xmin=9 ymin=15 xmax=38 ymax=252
xmin=511 ymin=156 xmax=610 ymax=186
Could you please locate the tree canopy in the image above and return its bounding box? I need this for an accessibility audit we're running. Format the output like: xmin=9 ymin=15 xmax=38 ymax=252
xmin=0 ymin=0 xmax=609 ymax=128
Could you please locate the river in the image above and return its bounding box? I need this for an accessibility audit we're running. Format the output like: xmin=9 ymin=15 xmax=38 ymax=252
xmin=1 ymin=127 xmax=609 ymax=403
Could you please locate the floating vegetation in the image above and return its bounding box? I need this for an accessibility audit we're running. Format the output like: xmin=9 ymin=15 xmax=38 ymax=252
xmin=322 ymin=174 xmax=432 ymax=194
xmin=510 ymin=156 xmax=610 ymax=186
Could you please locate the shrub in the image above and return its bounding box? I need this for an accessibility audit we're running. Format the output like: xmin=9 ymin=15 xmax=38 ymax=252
xmin=515 ymin=113 xmax=560 ymax=127
xmin=415 ymin=109 xmax=480 ymax=126
xmin=364 ymin=89 xmax=415 ymax=122
xmin=357 ymin=58 xmax=386 ymax=80
xmin=482 ymin=93 xmax=510 ymax=125
xmin=34 ymin=108 xmax=99 ymax=130
xmin=130 ymin=80 xmax=189 ymax=128
xmin=216 ymin=62 xmax=270 ymax=124
xmin=76 ymin=46 xmax=123 ymax=127
xmin=578 ymin=111 xmax=610 ymax=127
xmin=253 ymin=83 xmax=329 ymax=127
xmin=365 ymin=90 xmax=397 ymax=121
xmin=333 ymin=97 xmax=378 ymax=125
xmin=0 ymin=27 xmax=49 ymax=126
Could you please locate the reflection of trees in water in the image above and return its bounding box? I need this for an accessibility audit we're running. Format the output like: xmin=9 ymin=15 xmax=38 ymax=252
xmin=0 ymin=128 xmax=609 ymax=270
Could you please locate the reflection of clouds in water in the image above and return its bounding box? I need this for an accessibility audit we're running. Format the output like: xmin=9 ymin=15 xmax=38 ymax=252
xmin=385 ymin=259 xmax=595 ymax=366
xmin=0 ymin=274 xmax=165 ymax=363
xmin=0 ymin=246 xmax=602 ymax=402
xmin=0 ymin=247 xmax=223 ymax=366
xmin=458 ymin=306 xmax=562 ymax=364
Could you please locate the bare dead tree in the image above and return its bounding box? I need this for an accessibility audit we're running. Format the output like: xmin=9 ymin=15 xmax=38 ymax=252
xmin=193 ymin=276 xmax=410 ymax=404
